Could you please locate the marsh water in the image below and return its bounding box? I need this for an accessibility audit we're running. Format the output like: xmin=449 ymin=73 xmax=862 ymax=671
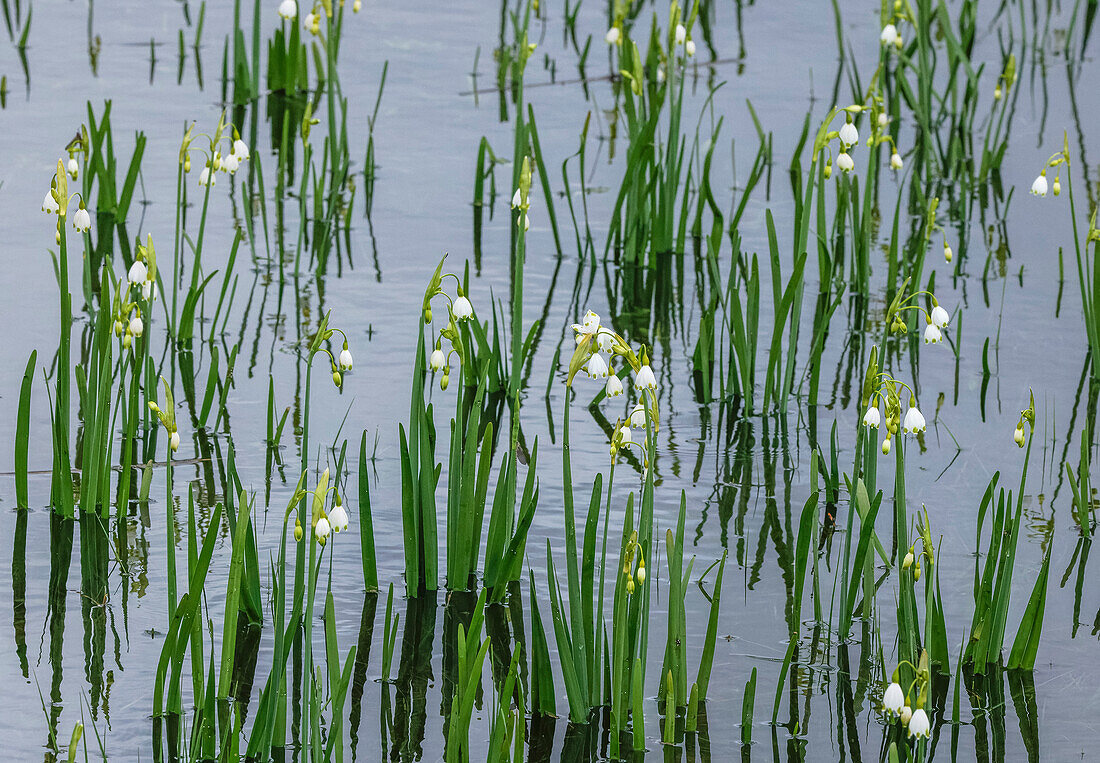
xmin=1 ymin=0 xmax=1098 ymax=760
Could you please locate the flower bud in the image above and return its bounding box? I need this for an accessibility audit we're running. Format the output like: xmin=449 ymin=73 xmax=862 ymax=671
xmin=1053 ymin=178 xmax=1061 ymax=196
xmin=170 ymin=431 xmax=180 ymax=452
xmin=903 ymin=551 xmax=914 ymax=569
xmin=636 ymin=561 xmax=646 ymax=584
xmin=332 ymin=370 xmax=342 ymax=388
xmin=944 ymin=242 xmax=953 ymax=263
xmin=900 ymin=706 xmax=912 ymax=725
xmin=441 ymin=373 xmax=449 ymax=391
xmin=882 ymin=438 xmax=891 ymax=455
xmin=294 ymin=519 xmax=303 ymax=542
xmin=1014 ymin=425 xmax=1025 ymax=447
xmin=913 ymin=561 xmax=922 ymax=581
xmin=626 ymin=577 xmax=635 ymax=595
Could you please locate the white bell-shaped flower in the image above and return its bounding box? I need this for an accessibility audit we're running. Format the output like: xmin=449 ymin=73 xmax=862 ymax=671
xmin=882 ymin=682 xmax=904 ymax=714
xmin=72 ymin=206 xmax=92 ymax=232
xmin=511 ymin=188 xmax=523 ymax=208
xmin=862 ymin=407 xmax=881 ymax=428
xmin=880 ymin=23 xmax=898 ymax=45
xmin=130 ymin=316 xmax=144 ymax=338
xmin=452 ymin=295 xmax=474 ymax=320
xmin=629 ymin=403 xmax=647 ymax=429
xmin=836 ymin=152 xmax=855 ymax=172
xmin=839 ymin=121 xmax=859 ymax=147
xmin=596 ymin=331 xmax=614 ymax=353
xmin=675 ymin=24 xmax=686 ymax=44
xmin=930 ymin=305 xmax=949 ymax=328
xmin=328 ymin=504 xmax=349 ymax=533
xmin=339 ymin=348 xmax=353 ymax=370
xmin=586 ymin=353 xmax=609 ymax=379
xmin=222 ymin=153 xmax=241 ymax=174
xmin=232 ymin=139 xmax=250 ymax=161
xmin=67 ymin=158 xmax=79 ymax=178
xmin=170 ymin=431 xmax=181 ymax=452
xmin=903 ymin=406 xmax=926 ymax=434
xmin=1030 ymin=173 xmax=1048 ymax=197
xmin=908 ymin=708 xmax=930 ymax=738
xmin=128 ymin=260 xmax=148 ymax=285
xmin=605 ymin=27 xmax=620 ymax=45
xmin=278 ymin=0 xmax=297 ymax=20
xmin=605 ymin=375 xmax=624 ymax=397
xmin=198 ymin=167 xmax=215 ymax=187
xmin=685 ymin=39 xmax=696 ymax=56
xmin=315 ymin=516 xmax=331 ymax=543
xmin=618 ymin=425 xmax=632 ymax=444
xmin=635 ymin=364 xmax=657 ymax=391
xmin=891 ymin=152 xmax=903 ymax=170
xmin=571 ymin=310 xmax=600 ymax=342
xmin=923 ymin=324 xmax=943 ymax=344
xmin=42 ymin=190 xmax=60 ymax=214
xmin=429 ymin=348 xmax=446 ymax=372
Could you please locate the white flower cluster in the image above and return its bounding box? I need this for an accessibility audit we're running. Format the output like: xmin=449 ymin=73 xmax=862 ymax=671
xmin=861 ymin=369 xmax=925 ymax=455
xmin=567 ymin=309 xmax=659 ymax=460
xmin=880 ymin=681 xmax=930 ymax=739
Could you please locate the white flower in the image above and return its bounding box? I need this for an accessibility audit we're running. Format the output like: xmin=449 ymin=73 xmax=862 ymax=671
xmin=304 ymin=12 xmax=316 ymax=30
xmin=929 ymin=305 xmax=949 ymax=328
xmin=42 ymin=190 xmax=60 ymax=214
xmin=522 ymin=211 xmax=530 ymax=231
xmin=882 ymin=682 xmax=904 ymax=714
xmin=339 ymin=348 xmax=353 ymax=370
xmin=596 ymin=331 xmax=614 ymax=353
xmin=328 ymin=504 xmax=349 ymax=533
xmin=903 ymin=406 xmax=926 ymax=434
xmin=452 ymin=295 xmax=474 ymax=320
xmin=222 ymin=153 xmax=241 ymax=174
xmin=1030 ymin=173 xmax=1048 ymax=197
xmin=891 ymin=152 xmax=903 ymax=170
xmin=635 ymin=364 xmax=657 ymax=391
xmin=571 ymin=310 xmax=600 ymax=342
xmin=900 ymin=706 xmax=912 ymax=725
xmin=877 ymin=112 xmax=888 ymax=127
xmin=880 ymin=23 xmax=898 ymax=45
xmin=675 ymin=24 xmax=686 ymax=44
xmin=586 ymin=353 xmax=609 ymax=379
xmin=836 ymin=152 xmax=855 ymax=172
xmin=618 ymin=425 xmax=632 ymax=444
xmin=605 ymin=27 xmax=620 ymax=44
xmin=839 ymin=121 xmax=859 ymax=147
xmin=605 ymin=375 xmax=624 ymax=397
xmin=130 ymin=316 xmax=144 ymax=338
xmin=429 ymin=348 xmax=446 ymax=372
xmin=629 ymin=403 xmax=646 ymax=428
xmin=142 ymin=281 xmax=153 ymax=301
xmin=72 ymin=206 xmax=92 ymax=232
xmin=278 ymin=0 xmax=297 ymax=20
xmin=199 ymin=167 xmax=215 ymax=187
xmin=315 ymin=516 xmax=331 ymax=543
xmin=232 ymin=139 xmax=250 ymax=161
xmin=511 ymin=188 xmax=522 ymax=208
xmin=908 ymin=708 xmax=930 ymax=738
xmin=923 ymin=324 xmax=943 ymax=344
xmin=67 ymin=158 xmax=79 ymax=178
xmin=685 ymin=39 xmax=696 ymax=56
xmin=170 ymin=431 xmax=180 ymax=452
xmin=862 ymin=407 xmax=881 ymax=428
xmin=128 ymin=260 xmax=148 ymax=285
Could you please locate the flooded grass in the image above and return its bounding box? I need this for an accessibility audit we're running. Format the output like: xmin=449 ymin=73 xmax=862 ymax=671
xmin=3 ymin=0 xmax=1100 ymax=760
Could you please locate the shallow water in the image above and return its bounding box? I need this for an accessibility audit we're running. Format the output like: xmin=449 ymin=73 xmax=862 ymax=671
xmin=1 ymin=0 xmax=1099 ymax=760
